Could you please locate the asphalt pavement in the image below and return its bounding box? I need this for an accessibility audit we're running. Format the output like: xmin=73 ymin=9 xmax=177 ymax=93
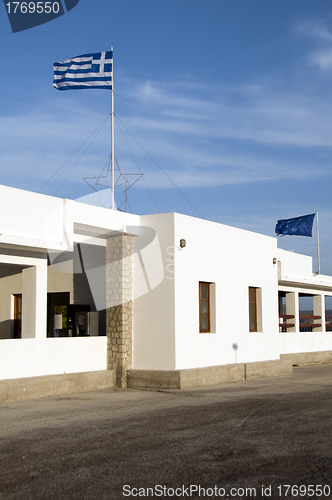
xmin=1 ymin=364 xmax=332 ymax=500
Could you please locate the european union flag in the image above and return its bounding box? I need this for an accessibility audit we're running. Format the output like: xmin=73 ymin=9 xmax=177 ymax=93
xmin=275 ymin=213 xmax=315 ymax=237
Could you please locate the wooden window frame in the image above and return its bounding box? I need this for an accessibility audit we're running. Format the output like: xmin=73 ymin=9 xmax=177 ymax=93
xmin=13 ymin=294 xmax=22 ymax=339
xmin=199 ymin=282 xmax=211 ymax=333
xmin=249 ymin=287 xmax=257 ymax=332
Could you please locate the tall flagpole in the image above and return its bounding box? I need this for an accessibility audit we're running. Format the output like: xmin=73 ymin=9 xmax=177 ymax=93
xmin=316 ymin=210 xmax=321 ymax=275
xmin=111 ymin=46 xmax=115 ymax=210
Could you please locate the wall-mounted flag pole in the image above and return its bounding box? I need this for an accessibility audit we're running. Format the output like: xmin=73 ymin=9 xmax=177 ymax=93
xmin=110 ymin=47 xmax=115 ymax=210
xmin=53 ymin=49 xmax=115 ymax=208
xmin=316 ymin=210 xmax=320 ymax=275
xmin=275 ymin=212 xmax=321 ymax=274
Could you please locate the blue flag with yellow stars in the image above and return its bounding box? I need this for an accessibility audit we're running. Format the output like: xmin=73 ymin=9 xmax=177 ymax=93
xmin=275 ymin=213 xmax=315 ymax=237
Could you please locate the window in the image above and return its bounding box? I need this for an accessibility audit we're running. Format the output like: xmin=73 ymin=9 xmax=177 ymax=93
xmin=199 ymin=282 xmax=210 ymax=333
xmin=249 ymin=287 xmax=263 ymax=333
xmin=249 ymin=287 xmax=257 ymax=332
xmin=13 ymin=294 xmax=22 ymax=339
xmin=199 ymin=282 xmax=216 ymax=333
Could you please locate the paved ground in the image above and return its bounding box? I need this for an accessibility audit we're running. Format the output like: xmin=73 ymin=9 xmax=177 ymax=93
xmin=1 ymin=364 xmax=332 ymax=500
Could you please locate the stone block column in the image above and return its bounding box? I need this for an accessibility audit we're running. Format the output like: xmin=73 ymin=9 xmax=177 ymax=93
xmin=106 ymin=235 xmax=133 ymax=388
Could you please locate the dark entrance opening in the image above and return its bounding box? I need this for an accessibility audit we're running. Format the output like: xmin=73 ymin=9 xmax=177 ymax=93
xmin=47 ymin=292 xmax=70 ymax=337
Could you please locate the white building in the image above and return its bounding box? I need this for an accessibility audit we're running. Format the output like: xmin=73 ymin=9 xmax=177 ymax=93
xmin=1 ymin=184 xmax=332 ymax=400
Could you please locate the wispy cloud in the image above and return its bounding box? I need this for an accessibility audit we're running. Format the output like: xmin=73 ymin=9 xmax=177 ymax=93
xmin=295 ymin=19 xmax=332 ymax=71
xmin=2 ymin=26 xmax=332 ymax=196
xmin=121 ymin=78 xmax=332 ymax=147
xmin=0 ymin=103 xmax=112 ymax=192
xmin=111 ymin=73 xmax=332 ymax=189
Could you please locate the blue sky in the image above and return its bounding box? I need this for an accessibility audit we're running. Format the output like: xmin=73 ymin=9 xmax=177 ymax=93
xmin=1 ymin=0 xmax=332 ymax=273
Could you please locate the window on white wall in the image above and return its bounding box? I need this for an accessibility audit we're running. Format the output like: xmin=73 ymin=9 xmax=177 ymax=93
xmin=199 ymin=282 xmax=216 ymax=333
xmin=248 ymin=287 xmax=262 ymax=332
xmin=13 ymin=294 xmax=22 ymax=339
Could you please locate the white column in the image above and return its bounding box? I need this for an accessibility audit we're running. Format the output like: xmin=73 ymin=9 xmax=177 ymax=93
xmin=286 ymin=291 xmax=298 ymax=332
xmin=22 ymin=260 xmax=47 ymax=339
xmin=313 ymin=294 xmax=324 ymax=332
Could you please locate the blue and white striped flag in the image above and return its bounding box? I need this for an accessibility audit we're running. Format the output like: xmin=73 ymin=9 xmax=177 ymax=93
xmin=53 ymin=51 xmax=113 ymax=90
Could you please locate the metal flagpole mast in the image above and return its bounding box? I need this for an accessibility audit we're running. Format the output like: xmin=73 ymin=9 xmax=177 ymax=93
xmin=316 ymin=210 xmax=321 ymax=275
xmin=111 ymin=46 xmax=115 ymax=210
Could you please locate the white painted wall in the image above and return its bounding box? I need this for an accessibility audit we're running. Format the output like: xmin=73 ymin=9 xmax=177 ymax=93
xmin=132 ymin=213 xmax=176 ymax=370
xmin=0 ymin=254 xmax=48 ymax=342
xmin=0 ymin=337 xmax=107 ymax=380
xmin=0 ymin=257 xmax=73 ymax=340
xmin=0 ymin=185 xmax=72 ymax=251
xmin=0 ymin=266 xmax=22 ymax=339
xmin=73 ymin=201 xmax=140 ymax=238
xmin=277 ymin=281 xmax=332 ymax=354
xmin=0 ymin=184 xmax=140 ymax=253
xmin=277 ymin=248 xmax=313 ymax=280
xmin=278 ymin=331 xmax=332 ymax=355
xmin=132 ymin=212 xmax=282 ymax=371
xmin=173 ymin=213 xmax=281 ymax=369
xmin=2 ymin=183 xmax=332 ymax=380
xmin=0 ymin=185 xmax=138 ymax=380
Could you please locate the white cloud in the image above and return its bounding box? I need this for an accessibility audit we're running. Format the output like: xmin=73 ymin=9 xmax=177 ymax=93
xmin=295 ymin=19 xmax=332 ymax=71
xmin=0 ymin=80 xmax=330 ymax=195
xmin=0 ymin=103 xmax=112 ymax=192
xmin=119 ymin=76 xmax=332 ymax=148
xmin=2 ymin=28 xmax=332 ymax=196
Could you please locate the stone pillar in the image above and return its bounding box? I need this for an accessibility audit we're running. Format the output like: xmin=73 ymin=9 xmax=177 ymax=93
xmin=106 ymin=235 xmax=133 ymax=388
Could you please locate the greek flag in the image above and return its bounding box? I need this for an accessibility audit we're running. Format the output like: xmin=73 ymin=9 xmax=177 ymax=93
xmin=53 ymin=51 xmax=113 ymax=90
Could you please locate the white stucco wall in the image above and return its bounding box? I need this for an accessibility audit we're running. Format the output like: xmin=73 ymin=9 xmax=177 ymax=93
xmin=278 ymin=331 xmax=332 ymax=355
xmin=0 ymin=184 xmax=140 ymax=253
xmin=2 ymin=182 xmax=332 ymax=380
xmin=0 ymin=267 xmax=22 ymax=339
xmin=0 ymin=337 xmax=107 ymax=380
xmin=277 ymin=248 xmax=313 ymax=280
xmin=0 ymin=185 xmax=73 ymax=251
xmin=73 ymin=201 xmax=140 ymax=239
xmin=278 ymin=279 xmax=332 ymax=355
xmin=132 ymin=212 xmax=282 ymax=371
xmin=173 ymin=213 xmax=281 ymax=369
xmin=132 ymin=213 xmax=176 ymax=370
xmin=0 ymin=185 xmax=137 ymax=380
